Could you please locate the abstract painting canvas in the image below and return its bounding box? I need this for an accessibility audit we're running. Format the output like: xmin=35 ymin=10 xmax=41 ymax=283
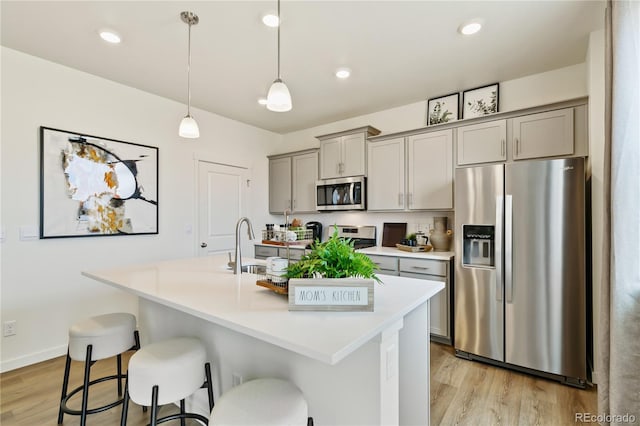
xmin=40 ymin=127 xmax=158 ymax=238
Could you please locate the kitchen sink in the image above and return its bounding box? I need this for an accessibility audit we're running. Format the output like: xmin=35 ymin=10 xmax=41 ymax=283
xmin=241 ymin=264 xmax=266 ymax=274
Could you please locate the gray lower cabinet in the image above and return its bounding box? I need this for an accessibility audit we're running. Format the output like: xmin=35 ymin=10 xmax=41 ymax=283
xmin=369 ymin=254 xmax=452 ymax=344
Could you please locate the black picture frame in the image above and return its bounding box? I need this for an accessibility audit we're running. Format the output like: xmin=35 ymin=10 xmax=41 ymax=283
xmin=427 ymin=92 xmax=460 ymax=126
xmin=39 ymin=126 xmax=159 ymax=238
xmin=462 ymin=83 xmax=499 ymax=119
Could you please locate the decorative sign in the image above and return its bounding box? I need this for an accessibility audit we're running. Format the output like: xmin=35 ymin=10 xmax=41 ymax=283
xmin=288 ymin=278 xmax=374 ymax=312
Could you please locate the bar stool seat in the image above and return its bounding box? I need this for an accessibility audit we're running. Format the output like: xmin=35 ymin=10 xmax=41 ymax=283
xmin=121 ymin=337 xmax=214 ymax=426
xmin=58 ymin=312 xmax=139 ymax=426
xmin=209 ymin=378 xmax=311 ymax=426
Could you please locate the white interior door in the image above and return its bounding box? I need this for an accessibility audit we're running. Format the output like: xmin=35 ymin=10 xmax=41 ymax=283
xmin=197 ymin=161 xmax=249 ymax=256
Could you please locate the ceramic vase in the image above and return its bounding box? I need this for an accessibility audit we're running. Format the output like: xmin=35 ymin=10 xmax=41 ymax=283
xmin=430 ymin=216 xmax=452 ymax=251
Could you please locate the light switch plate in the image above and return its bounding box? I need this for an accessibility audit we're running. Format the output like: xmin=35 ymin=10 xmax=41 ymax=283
xmin=19 ymin=226 xmax=39 ymax=241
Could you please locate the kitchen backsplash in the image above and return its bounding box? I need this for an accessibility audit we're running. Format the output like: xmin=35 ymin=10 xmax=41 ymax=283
xmin=266 ymin=211 xmax=454 ymax=246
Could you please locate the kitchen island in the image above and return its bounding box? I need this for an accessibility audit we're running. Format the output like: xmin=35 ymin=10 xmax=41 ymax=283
xmin=83 ymin=254 xmax=444 ymax=425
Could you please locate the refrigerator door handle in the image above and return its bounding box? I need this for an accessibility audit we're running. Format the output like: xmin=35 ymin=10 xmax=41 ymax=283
xmin=495 ymin=195 xmax=503 ymax=302
xmin=505 ymin=194 xmax=513 ymax=303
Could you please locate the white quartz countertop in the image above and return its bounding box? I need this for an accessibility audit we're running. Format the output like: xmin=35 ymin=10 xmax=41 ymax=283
xmin=82 ymin=255 xmax=443 ymax=365
xmin=358 ymin=246 xmax=454 ymax=260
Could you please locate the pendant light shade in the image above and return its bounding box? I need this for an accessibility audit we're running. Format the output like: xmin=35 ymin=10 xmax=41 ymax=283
xmin=179 ymin=11 xmax=200 ymax=139
xmin=267 ymin=78 xmax=292 ymax=112
xmin=266 ymin=0 xmax=292 ymax=112
xmin=179 ymin=115 xmax=200 ymax=138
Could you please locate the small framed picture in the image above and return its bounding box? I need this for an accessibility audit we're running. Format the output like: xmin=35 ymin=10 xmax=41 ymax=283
xmin=462 ymin=83 xmax=499 ymax=119
xmin=427 ymin=92 xmax=459 ymax=126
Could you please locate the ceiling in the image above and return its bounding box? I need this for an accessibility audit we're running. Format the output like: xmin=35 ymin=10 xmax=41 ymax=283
xmin=1 ymin=1 xmax=605 ymax=134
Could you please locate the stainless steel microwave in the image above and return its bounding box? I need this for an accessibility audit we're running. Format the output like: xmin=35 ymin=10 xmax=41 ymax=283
xmin=316 ymin=176 xmax=366 ymax=211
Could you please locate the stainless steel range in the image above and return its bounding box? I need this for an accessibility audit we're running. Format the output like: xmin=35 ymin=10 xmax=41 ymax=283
xmin=330 ymin=225 xmax=377 ymax=249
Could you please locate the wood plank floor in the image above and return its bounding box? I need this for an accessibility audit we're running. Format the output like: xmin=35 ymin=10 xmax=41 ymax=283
xmin=1 ymin=343 xmax=597 ymax=425
xmin=430 ymin=343 xmax=597 ymax=425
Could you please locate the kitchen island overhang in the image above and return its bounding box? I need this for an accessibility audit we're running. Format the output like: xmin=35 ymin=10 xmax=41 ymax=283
xmin=83 ymin=254 xmax=444 ymax=425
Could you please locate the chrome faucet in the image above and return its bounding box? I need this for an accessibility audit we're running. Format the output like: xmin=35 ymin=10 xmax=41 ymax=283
xmin=234 ymin=217 xmax=255 ymax=275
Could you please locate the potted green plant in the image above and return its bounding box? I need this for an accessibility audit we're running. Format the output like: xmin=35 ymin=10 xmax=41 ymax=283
xmin=285 ymin=227 xmax=380 ymax=311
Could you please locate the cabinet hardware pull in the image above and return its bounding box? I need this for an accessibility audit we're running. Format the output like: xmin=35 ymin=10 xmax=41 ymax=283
xmin=515 ymin=138 xmax=520 ymax=155
xmin=501 ymin=139 xmax=506 ymax=157
xmin=412 ymin=266 xmax=429 ymax=270
xmin=200 ymin=242 xmax=208 ymax=248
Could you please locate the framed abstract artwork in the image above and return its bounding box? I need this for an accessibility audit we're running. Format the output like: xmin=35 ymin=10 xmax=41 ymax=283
xmin=39 ymin=126 xmax=159 ymax=238
xmin=427 ymin=92 xmax=459 ymax=126
xmin=462 ymin=83 xmax=499 ymax=119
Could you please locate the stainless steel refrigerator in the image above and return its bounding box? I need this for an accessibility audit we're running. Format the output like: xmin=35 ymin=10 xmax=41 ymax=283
xmin=454 ymin=157 xmax=589 ymax=386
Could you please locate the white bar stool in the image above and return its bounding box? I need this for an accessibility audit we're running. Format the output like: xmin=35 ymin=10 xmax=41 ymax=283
xmin=121 ymin=336 xmax=215 ymax=426
xmin=209 ymin=378 xmax=313 ymax=426
xmin=58 ymin=312 xmax=139 ymax=426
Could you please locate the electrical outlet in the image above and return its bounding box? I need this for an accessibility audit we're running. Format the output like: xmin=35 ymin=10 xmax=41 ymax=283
xmin=3 ymin=320 xmax=16 ymax=337
xmin=232 ymin=373 xmax=243 ymax=387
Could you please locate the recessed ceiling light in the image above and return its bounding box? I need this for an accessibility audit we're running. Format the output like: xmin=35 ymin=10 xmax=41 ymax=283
xmin=258 ymin=97 xmax=268 ymax=106
xmin=335 ymin=68 xmax=351 ymax=79
xmin=99 ymin=30 xmax=121 ymax=44
xmin=458 ymin=20 xmax=483 ymax=36
xmin=262 ymin=13 xmax=279 ymax=27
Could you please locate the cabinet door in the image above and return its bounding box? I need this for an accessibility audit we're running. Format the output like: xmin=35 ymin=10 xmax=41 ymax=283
xmin=341 ymin=133 xmax=366 ymax=177
xmin=367 ymin=138 xmax=405 ymax=210
xmin=292 ymin=151 xmax=318 ymax=213
xmin=367 ymin=254 xmax=399 ymax=275
xmin=456 ymin=120 xmax=507 ymax=165
xmin=319 ymin=137 xmax=342 ymax=179
xmin=399 ymin=271 xmax=448 ymax=338
xmin=407 ymin=130 xmax=453 ymax=210
xmin=269 ymin=157 xmax=292 ymax=214
xmin=512 ymin=108 xmax=574 ymax=160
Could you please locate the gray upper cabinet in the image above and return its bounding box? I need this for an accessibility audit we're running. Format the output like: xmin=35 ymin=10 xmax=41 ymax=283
xmin=269 ymin=156 xmax=292 ymax=214
xmin=512 ymin=108 xmax=574 ymax=160
xmin=456 ymin=120 xmax=507 ymax=165
xmin=268 ymin=150 xmax=318 ymax=214
xmin=367 ymin=137 xmax=405 ymax=210
xmin=367 ymin=130 xmax=453 ymax=211
xmin=456 ymin=105 xmax=581 ymax=167
xmin=407 ymin=130 xmax=453 ymax=210
xmin=291 ymin=151 xmax=319 ymax=212
xmin=317 ymin=126 xmax=380 ymax=179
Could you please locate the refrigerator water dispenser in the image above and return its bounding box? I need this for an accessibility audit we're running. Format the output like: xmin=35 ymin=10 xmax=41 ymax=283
xmin=462 ymin=225 xmax=495 ymax=268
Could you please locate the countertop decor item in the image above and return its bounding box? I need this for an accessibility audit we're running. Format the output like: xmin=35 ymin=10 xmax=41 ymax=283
xmin=382 ymin=222 xmax=407 ymax=247
xmin=430 ymin=216 xmax=453 ymax=251
xmin=396 ymin=243 xmax=433 ymax=253
xmin=178 ymin=11 xmax=200 ymax=138
xmin=285 ymin=227 xmax=380 ymax=311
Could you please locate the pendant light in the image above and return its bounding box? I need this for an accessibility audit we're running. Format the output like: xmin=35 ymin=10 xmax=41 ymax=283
xmin=179 ymin=11 xmax=200 ymax=138
xmin=266 ymin=0 xmax=292 ymax=112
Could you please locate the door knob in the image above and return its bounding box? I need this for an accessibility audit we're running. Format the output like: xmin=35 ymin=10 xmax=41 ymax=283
xmin=200 ymin=242 xmax=208 ymax=248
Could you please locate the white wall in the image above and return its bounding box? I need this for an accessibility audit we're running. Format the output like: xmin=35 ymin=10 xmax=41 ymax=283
xmin=0 ymin=47 xmax=280 ymax=372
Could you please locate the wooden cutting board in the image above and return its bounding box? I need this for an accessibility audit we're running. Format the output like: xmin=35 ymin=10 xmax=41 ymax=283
xmin=382 ymin=222 xmax=407 ymax=247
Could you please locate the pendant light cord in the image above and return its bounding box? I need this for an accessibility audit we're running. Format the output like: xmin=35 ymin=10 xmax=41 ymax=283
xmin=277 ymin=0 xmax=281 ymax=80
xmin=187 ymin=18 xmax=192 ymax=116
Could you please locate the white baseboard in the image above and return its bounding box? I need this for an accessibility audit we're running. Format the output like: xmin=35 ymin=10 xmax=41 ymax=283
xmin=1 ymin=344 xmax=67 ymax=373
